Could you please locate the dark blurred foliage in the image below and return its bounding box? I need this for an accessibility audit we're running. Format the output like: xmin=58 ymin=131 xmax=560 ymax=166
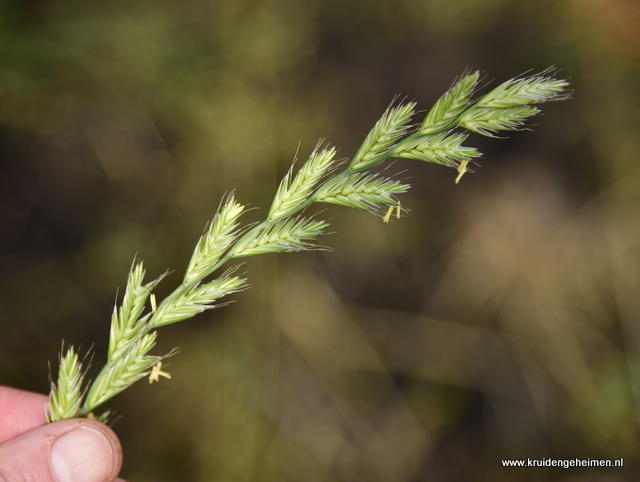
xmin=1 ymin=0 xmax=640 ymax=480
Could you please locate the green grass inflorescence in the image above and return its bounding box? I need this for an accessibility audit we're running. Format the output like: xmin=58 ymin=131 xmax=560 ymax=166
xmin=46 ymin=69 xmax=569 ymax=422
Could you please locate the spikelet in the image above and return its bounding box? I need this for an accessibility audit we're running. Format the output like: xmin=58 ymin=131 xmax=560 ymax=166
xmin=269 ymin=146 xmax=336 ymax=219
xmin=315 ymin=172 xmax=409 ymax=212
xmin=47 ymin=347 xmax=84 ymax=422
xmin=230 ymin=217 xmax=329 ymax=257
xmin=350 ymin=102 xmax=416 ymax=171
xmin=184 ymin=194 xmax=245 ymax=283
xmin=419 ymin=71 xmax=479 ymax=135
xmin=393 ymin=132 xmax=481 ymax=168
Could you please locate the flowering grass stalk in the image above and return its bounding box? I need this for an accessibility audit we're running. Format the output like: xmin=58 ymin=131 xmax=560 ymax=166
xmin=46 ymin=69 xmax=569 ymax=422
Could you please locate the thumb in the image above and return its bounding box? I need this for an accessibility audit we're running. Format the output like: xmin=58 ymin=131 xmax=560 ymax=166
xmin=0 ymin=418 xmax=122 ymax=482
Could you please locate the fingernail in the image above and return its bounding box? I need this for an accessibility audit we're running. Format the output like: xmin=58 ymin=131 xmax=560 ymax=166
xmin=50 ymin=426 xmax=114 ymax=482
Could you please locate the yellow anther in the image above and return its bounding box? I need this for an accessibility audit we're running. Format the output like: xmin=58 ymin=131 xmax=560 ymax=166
xmin=455 ymin=160 xmax=469 ymax=184
xmin=150 ymin=293 xmax=157 ymax=313
xmin=382 ymin=205 xmax=394 ymax=223
xmin=396 ymin=200 xmax=401 ymax=219
xmin=87 ymin=412 xmax=95 ymax=420
xmin=230 ymin=203 xmax=245 ymax=218
xmin=148 ymin=360 xmax=172 ymax=384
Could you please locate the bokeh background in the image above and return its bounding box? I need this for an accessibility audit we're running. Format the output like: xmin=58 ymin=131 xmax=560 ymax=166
xmin=1 ymin=0 xmax=639 ymax=480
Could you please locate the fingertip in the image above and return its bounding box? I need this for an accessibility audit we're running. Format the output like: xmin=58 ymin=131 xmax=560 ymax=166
xmin=0 ymin=418 xmax=123 ymax=482
xmin=79 ymin=418 xmax=123 ymax=478
xmin=49 ymin=419 xmax=123 ymax=482
xmin=77 ymin=418 xmax=123 ymax=465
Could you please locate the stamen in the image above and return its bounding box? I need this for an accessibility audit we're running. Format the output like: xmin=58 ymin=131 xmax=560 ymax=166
xmin=150 ymin=293 xmax=157 ymax=313
xmin=455 ymin=160 xmax=469 ymax=184
xmin=383 ymin=205 xmax=394 ymax=223
xmin=148 ymin=361 xmax=172 ymax=384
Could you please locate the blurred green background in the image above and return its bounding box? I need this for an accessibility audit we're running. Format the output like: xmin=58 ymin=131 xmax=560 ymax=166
xmin=1 ymin=0 xmax=639 ymax=480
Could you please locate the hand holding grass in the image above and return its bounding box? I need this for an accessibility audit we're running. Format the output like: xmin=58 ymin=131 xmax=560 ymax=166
xmin=0 ymin=386 xmax=123 ymax=481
